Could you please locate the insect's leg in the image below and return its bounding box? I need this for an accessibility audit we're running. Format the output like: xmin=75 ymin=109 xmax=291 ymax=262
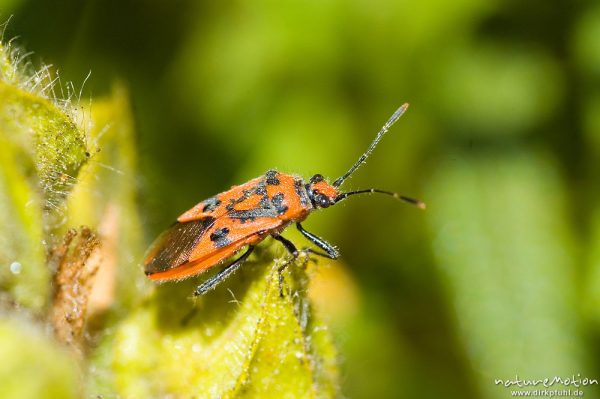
xmin=194 ymin=245 xmax=255 ymax=296
xmin=300 ymin=248 xmax=333 ymax=259
xmin=271 ymin=234 xmax=299 ymax=296
xmin=296 ymin=223 xmax=340 ymax=259
xmin=272 ymin=234 xmax=299 ymax=257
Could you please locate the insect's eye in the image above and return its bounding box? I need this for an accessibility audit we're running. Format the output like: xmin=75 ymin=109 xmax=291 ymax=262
xmin=310 ymin=174 xmax=324 ymax=184
xmin=317 ymin=194 xmax=330 ymax=208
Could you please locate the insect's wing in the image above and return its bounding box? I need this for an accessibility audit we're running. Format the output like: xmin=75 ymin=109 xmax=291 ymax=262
xmin=146 ymin=216 xmax=284 ymax=282
xmin=144 ymin=217 xmax=216 ymax=276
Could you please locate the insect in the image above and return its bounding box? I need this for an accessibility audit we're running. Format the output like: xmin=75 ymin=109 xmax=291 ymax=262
xmin=144 ymin=103 xmax=425 ymax=296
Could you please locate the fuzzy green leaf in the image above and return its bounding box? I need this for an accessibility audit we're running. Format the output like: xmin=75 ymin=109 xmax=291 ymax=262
xmin=0 ymin=317 xmax=79 ymax=399
xmin=0 ymin=43 xmax=88 ymax=310
xmin=90 ymin=245 xmax=340 ymax=398
xmin=0 ymin=78 xmax=88 ymax=216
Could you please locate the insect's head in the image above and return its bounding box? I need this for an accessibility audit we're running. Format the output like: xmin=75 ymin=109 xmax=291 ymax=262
xmin=319 ymin=103 xmax=426 ymax=210
xmin=306 ymin=174 xmax=339 ymax=209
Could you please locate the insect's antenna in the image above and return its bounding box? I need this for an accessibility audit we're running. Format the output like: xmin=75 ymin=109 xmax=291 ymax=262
xmin=334 ymin=188 xmax=426 ymax=209
xmin=332 ymin=103 xmax=409 ymax=188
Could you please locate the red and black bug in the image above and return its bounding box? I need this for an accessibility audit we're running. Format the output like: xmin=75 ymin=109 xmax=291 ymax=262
xmin=144 ymin=103 xmax=425 ymax=296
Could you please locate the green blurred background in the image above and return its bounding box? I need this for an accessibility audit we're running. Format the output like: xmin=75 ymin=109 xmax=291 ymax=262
xmin=3 ymin=0 xmax=600 ymax=398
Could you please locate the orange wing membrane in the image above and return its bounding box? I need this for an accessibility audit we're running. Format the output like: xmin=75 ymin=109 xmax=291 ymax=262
xmin=144 ymin=218 xmax=216 ymax=275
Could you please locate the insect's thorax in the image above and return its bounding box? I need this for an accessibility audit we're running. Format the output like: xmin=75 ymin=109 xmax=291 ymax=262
xmin=267 ymin=171 xmax=313 ymax=221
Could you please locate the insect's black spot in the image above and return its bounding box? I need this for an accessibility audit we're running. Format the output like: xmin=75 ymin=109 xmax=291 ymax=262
xmin=271 ymin=193 xmax=288 ymax=215
xmin=210 ymin=227 xmax=231 ymax=248
xmin=272 ymin=192 xmax=284 ymax=206
xmin=266 ymin=169 xmax=280 ymax=186
xmin=278 ymin=206 xmax=289 ymax=215
xmin=258 ymin=195 xmax=271 ymax=209
xmin=210 ymin=227 xmax=229 ymax=240
xmin=255 ymin=183 xmax=267 ymax=196
xmin=295 ymin=179 xmax=309 ymax=207
xmin=85 ymin=151 xmax=91 ymax=157
xmin=273 ymin=193 xmax=284 ymax=200
xmin=202 ymin=197 xmax=222 ymax=212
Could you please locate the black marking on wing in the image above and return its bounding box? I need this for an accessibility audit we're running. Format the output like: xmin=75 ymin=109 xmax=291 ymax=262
xmin=255 ymin=182 xmax=267 ymax=196
xmin=228 ymin=208 xmax=278 ymax=223
xmin=144 ymin=217 xmax=215 ymax=274
xmin=271 ymin=192 xmax=288 ymax=215
xmin=294 ymin=179 xmax=310 ymax=207
xmin=222 ymin=177 xmax=277 ymax=223
xmin=266 ymin=169 xmax=280 ymax=185
xmin=210 ymin=227 xmax=231 ymax=248
xmin=202 ymin=197 xmax=221 ymax=212
xmin=258 ymin=195 xmax=271 ymax=209
xmin=197 ymin=174 xmax=284 ymax=232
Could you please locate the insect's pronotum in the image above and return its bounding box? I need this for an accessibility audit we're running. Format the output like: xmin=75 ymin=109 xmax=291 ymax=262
xmin=144 ymin=103 xmax=425 ymax=295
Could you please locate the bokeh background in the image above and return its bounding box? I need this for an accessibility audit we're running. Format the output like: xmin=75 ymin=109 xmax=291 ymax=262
xmin=3 ymin=0 xmax=600 ymax=398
